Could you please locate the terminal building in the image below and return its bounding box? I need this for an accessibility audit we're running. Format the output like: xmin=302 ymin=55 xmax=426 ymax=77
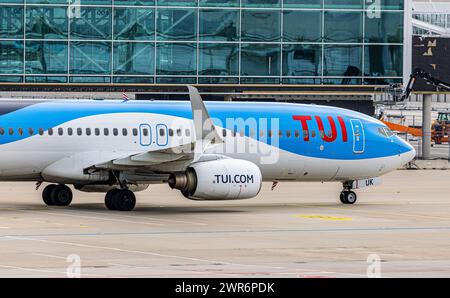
xmin=0 ymin=0 xmax=409 ymax=114
xmin=0 ymin=0 xmax=408 ymax=85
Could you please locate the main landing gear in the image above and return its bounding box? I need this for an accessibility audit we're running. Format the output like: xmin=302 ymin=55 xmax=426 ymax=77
xmin=340 ymin=181 xmax=357 ymax=205
xmin=42 ymin=184 xmax=73 ymax=206
xmin=104 ymin=188 xmax=136 ymax=212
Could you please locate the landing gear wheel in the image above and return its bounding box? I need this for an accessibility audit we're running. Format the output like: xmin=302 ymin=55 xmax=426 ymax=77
xmin=50 ymin=184 xmax=73 ymax=206
xmin=42 ymin=184 xmax=56 ymax=206
xmin=112 ymin=189 xmax=136 ymax=212
xmin=105 ymin=189 xmax=119 ymax=210
xmin=340 ymin=191 xmax=357 ymax=205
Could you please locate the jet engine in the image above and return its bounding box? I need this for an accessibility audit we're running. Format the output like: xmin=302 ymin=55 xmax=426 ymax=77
xmin=168 ymin=159 xmax=262 ymax=200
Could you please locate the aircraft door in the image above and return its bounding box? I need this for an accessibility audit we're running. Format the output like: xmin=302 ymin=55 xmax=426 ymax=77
xmin=156 ymin=124 xmax=168 ymax=146
xmin=350 ymin=119 xmax=365 ymax=154
xmin=139 ymin=124 xmax=152 ymax=146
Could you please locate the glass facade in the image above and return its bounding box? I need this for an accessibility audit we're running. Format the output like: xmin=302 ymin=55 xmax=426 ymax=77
xmin=0 ymin=0 xmax=404 ymax=85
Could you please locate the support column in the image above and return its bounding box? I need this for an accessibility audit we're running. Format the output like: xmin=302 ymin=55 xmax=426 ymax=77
xmin=422 ymin=94 xmax=432 ymax=160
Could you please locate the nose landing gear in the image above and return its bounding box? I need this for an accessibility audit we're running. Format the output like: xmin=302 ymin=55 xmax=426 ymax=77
xmin=340 ymin=181 xmax=357 ymax=204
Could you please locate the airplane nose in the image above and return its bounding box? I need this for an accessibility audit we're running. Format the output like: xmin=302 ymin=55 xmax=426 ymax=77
xmin=399 ymin=140 xmax=416 ymax=164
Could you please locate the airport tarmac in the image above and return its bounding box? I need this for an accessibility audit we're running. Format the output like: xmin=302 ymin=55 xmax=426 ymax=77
xmin=0 ymin=170 xmax=449 ymax=278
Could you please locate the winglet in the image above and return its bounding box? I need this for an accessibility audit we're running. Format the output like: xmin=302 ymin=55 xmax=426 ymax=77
xmin=187 ymin=85 xmax=223 ymax=155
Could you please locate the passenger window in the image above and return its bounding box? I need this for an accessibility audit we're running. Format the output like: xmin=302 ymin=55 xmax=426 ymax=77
xmin=222 ymin=129 xmax=227 ymax=137
xmin=48 ymin=128 xmax=53 ymax=136
xmin=294 ymin=130 xmax=300 ymax=138
xmin=39 ymin=128 xmax=44 ymax=135
xmin=286 ymin=130 xmax=291 ymax=138
xmin=9 ymin=128 xmax=13 ymax=135
xmin=122 ymin=128 xmax=127 ymax=136
xmin=133 ymin=128 xmax=138 ymax=136
xmin=169 ymin=129 xmax=174 ymax=137
xmin=104 ymin=128 xmax=109 ymax=136
xmin=28 ymin=128 xmax=34 ymax=136
xmin=177 ymin=129 xmax=182 ymax=137
xmin=185 ymin=129 xmax=191 ymax=137
xmin=260 ymin=130 xmax=265 ymax=138
xmin=95 ymin=128 xmax=100 ymax=136
xmin=18 ymin=128 xmax=23 ymax=136
xmin=77 ymin=128 xmax=82 ymax=136
xmin=143 ymin=128 xmax=148 ymax=137
xmin=68 ymin=128 xmax=73 ymax=136
xmin=86 ymin=128 xmax=91 ymax=136
xmin=58 ymin=128 xmax=63 ymax=136
xmin=0 ymin=128 xmax=4 ymax=135
xmin=278 ymin=130 xmax=283 ymax=138
xmin=159 ymin=128 xmax=165 ymax=137
xmin=268 ymin=130 xmax=273 ymax=138
xmin=303 ymin=130 xmax=309 ymax=140
xmin=113 ymin=128 xmax=118 ymax=136
xmin=311 ymin=130 xmax=316 ymax=138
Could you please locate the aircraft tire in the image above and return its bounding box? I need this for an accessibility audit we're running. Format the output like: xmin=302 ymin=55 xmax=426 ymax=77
xmin=50 ymin=184 xmax=73 ymax=206
xmin=340 ymin=191 xmax=357 ymax=204
xmin=42 ymin=184 xmax=56 ymax=206
xmin=112 ymin=189 xmax=136 ymax=212
xmin=105 ymin=189 xmax=119 ymax=210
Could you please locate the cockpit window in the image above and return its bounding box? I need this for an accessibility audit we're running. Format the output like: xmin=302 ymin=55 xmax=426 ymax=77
xmin=378 ymin=127 xmax=394 ymax=137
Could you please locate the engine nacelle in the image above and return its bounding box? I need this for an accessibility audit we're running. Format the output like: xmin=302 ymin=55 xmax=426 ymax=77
xmin=168 ymin=159 xmax=262 ymax=200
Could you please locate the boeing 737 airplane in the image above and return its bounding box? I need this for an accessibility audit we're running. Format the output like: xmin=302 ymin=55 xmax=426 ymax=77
xmin=0 ymin=86 xmax=415 ymax=211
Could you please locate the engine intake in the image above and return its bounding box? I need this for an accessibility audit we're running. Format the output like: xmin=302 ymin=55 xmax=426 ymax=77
xmin=168 ymin=159 xmax=262 ymax=201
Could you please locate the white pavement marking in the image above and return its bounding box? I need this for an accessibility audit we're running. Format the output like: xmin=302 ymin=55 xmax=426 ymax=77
xmin=6 ymin=235 xmax=283 ymax=270
xmin=0 ymin=264 xmax=106 ymax=277
xmin=17 ymin=209 xmax=166 ymax=226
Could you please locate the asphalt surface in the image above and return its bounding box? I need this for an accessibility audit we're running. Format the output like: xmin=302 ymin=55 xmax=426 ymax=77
xmin=0 ymin=170 xmax=449 ymax=278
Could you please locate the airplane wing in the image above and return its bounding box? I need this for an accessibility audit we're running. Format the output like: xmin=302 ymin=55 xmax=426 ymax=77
xmin=88 ymin=85 xmax=225 ymax=173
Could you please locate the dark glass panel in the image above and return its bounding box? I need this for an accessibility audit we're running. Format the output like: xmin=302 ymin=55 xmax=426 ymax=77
xmin=113 ymin=42 xmax=154 ymax=75
xmin=0 ymin=41 xmax=23 ymax=74
xmin=156 ymin=43 xmax=196 ymax=75
xmin=0 ymin=76 xmax=22 ymax=82
xmin=364 ymin=45 xmax=403 ymax=77
xmin=69 ymin=76 xmax=111 ymax=83
xmin=199 ymin=9 xmax=239 ymax=41
xmin=78 ymin=0 xmax=112 ymax=4
xmin=114 ymin=0 xmax=155 ymax=5
xmin=365 ymin=12 xmax=403 ymax=43
xmin=363 ymin=77 xmax=402 ymax=85
xmin=156 ymin=77 xmax=197 ymax=84
xmin=26 ymin=6 xmax=68 ymax=39
xmin=199 ymin=43 xmax=238 ymax=76
xmin=282 ymin=78 xmax=322 ymax=84
xmin=70 ymin=7 xmax=111 ymax=40
xmin=323 ymin=78 xmax=362 ymax=85
xmin=114 ymin=8 xmax=154 ymax=40
xmin=240 ymin=77 xmax=280 ymax=84
xmin=241 ymin=43 xmax=281 ymax=76
xmin=367 ymin=0 xmax=404 ymax=10
xmin=283 ymin=10 xmax=321 ymax=42
xmin=70 ymin=41 xmax=111 ymax=74
xmin=323 ymin=44 xmax=362 ymax=77
xmin=0 ymin=0 xmax=24 ymax=3
xmin=27 ymin=0 xmax=67 ymax=3
xmin=113 ymin=76 xmax=154 ymax=83
xmin=25 ymin=76 xmax=67 ymax=83
xmin=198 ymin=77 xmax=238 ymax=84
xmin=0 ymin=6 xmax=23 ymax=39
xmin=25 ymin=41 xmax=68 ymax=74
xmin=241 ymin=0 xmax=280 ymax=8
xmin=283 ymin=0 xmax=322 ymax=8
xmin=324 ymin=0 xmax=363 ymax=9
xmin=241 ymin=10 xmax=280 ymax=42
xmin=324 ymin=11 xmax=362 ymax=43
xmin=157 ymin=8 xmax=196 ymax=41
xmin=199 ymin=0 xmax=239 ymax=7
xmin=282 ymin=44 xmax=322 ymax=76
xmin=157 ymin=0 xmax=197 ymax=6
